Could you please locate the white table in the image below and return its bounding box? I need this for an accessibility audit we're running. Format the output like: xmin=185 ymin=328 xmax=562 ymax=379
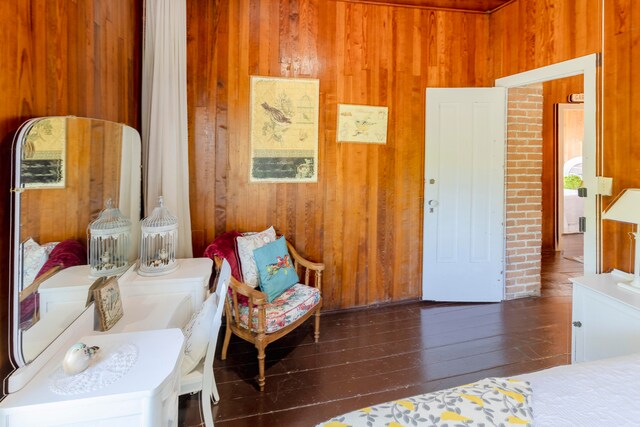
xmin=0 ymin=329 xmax=185 ymax=427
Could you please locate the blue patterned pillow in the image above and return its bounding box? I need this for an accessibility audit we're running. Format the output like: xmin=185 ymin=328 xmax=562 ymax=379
xmin=253 ymin=237 xmax=299 ymax=303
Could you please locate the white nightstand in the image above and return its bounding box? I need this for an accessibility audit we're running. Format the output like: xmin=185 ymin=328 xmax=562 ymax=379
xmin=0 ymin=329 xmax=185 ymax=427
xmin=571 ymin=272 xmax=640 ymax=363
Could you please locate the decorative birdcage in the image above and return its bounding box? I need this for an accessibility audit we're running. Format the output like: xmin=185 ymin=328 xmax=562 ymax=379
xmin=87 ymin=199 xmax=132 ymax=277
xmin=139 ymin=196 xmax=178 ymax=276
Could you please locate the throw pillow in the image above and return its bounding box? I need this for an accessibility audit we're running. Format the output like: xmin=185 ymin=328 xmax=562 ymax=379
xmin=181 ymin=292 xmax=217 ymax=376
xmin=253 ymin=236 xmax=299 ymax=303
xmin=22 ymin=238 xmax=50 ymax=287
xmin=203 ymin=230 xmax=243 ymax=283
xmin=236 ymin=226 xmax=276 ymax=288
xmin=36 ymin=239 xmax=86 ymax=279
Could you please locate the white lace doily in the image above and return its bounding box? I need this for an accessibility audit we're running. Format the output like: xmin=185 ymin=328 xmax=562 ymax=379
xmin=49 ymin=343 xmax=138 ymax=395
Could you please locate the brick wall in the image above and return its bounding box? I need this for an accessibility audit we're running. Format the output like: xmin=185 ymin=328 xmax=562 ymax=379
xmin=505 ymin=84 xmax=543 ymax=299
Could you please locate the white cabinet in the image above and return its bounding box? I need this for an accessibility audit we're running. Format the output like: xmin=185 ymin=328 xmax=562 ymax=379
xmin=0 ymin=329 xmax=184 ymax=427
xmin=571 ymin=273 xmax=640 ymax=363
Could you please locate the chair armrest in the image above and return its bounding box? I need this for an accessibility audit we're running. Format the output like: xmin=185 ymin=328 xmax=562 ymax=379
xmin=286 ymin=242 xmax=325 ymax=272
xmin=228 ymin=275 xmax=268 ymax=305
xmin=213 ymin=255 xmax=268 ymax=333
xmin=286 ymin=242 xmax=324 ymax=292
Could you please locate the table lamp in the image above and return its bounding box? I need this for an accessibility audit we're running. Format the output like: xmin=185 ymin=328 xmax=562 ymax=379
xmin=602 ymin=188 xmax=640 ymax=294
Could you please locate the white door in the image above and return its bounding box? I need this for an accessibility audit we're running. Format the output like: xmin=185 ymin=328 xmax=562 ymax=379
xmin=423 ymin=88 xmax=505 ymax=302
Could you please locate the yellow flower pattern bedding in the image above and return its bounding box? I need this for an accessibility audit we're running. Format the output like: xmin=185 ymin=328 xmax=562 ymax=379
xmin=318 ymin=377 xmax=532 ymax=427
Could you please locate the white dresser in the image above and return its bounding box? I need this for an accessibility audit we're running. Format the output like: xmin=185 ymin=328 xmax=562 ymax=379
xmin=571 ymin=272 xmax=640 ymax=363
xmin=1 ymin=258 xmax=213 ymax=426
xmin=0 ymin=329 xmax=184 ymax=427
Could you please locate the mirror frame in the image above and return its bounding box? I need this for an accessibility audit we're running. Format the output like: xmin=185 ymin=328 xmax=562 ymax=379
xmin=9 ymin=116 xmax=142 ymax=367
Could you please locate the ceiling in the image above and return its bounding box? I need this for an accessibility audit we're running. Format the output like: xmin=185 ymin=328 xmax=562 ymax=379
xmin=340 ymin=0 xmax=514 ymax=13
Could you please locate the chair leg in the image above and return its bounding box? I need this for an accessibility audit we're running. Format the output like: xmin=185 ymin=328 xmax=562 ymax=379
xmin=211 ymin=370 xmax=220 ymax=404
xmin=221 ymin=326 xmax=232 ymax=360
xmin=201 ymin=390 xmax=214 ymax=427
xmin=256 ymin=342 xmax=266 ymax=392
xmin=314 ymin=308 xmax=321 ymax=343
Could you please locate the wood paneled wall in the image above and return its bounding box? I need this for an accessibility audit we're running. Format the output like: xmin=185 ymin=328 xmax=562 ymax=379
xmin=489 ymin=0 xmax=601 ymax=79
xmin=187 ymin=0 xmax=492 ymax=310
xmin=0 ymin=0 xmax=141 ymax=387
xmin=541 ymin=76 xmax=583 ymax=251
xmin=601 ymin=1 xmax=640 ymax=272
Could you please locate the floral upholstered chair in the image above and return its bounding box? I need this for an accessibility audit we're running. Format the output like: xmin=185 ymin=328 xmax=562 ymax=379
xmin=206 ymin=229 xmax=323 ymax=391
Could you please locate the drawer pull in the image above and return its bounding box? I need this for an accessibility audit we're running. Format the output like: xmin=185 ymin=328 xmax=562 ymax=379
xmin=572 ymin=321 xmax=582 ymax=328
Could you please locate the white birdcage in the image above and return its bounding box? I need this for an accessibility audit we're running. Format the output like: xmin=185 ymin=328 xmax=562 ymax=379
xmin=139 ymin=196 xmax=178 ymax=276
xmin=88 ymin=199 xmax=132 ymax=277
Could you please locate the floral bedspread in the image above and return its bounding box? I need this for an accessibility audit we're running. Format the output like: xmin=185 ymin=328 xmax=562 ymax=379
xmin=318 ymin=377 xmax=533 ymax=427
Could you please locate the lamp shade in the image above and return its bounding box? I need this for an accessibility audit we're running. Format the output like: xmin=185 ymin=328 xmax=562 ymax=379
xmin=602 ymin=189 xmax=640 ymax=225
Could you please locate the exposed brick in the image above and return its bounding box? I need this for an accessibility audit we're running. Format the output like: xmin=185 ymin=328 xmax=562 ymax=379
xmin=505 ymin=86 xmax=543 ymax=301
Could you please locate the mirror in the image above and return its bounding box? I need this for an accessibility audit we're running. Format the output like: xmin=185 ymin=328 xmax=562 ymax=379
xmin=11 ymin=117 xmax=141 ymax=366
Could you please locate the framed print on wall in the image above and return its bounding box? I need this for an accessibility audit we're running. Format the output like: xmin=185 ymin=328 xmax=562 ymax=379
xmin=20 ymin=117 xmax=66 ymax=189
xmin=337 ymin=104 xmax=388 ymax=144
xmin=249 ymin=76 xmax=319 ymax=183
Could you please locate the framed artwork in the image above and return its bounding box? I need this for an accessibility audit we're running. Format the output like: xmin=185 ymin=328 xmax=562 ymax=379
xmin=337 ymin=104 xmax=389 ymax=144
xmin=21 ymin=117 xmax=66 ymax=189
xmin=250 ymin=76 xmax=319 ymax=183
xmin=92 ymin=276 xmax=123 ymax=331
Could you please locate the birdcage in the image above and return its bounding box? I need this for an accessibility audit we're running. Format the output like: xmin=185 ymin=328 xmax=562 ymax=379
xmin=138 ymin=196 xmax=178 ymax=276
xmin=87 ymin=199 xmax=132 ymax=277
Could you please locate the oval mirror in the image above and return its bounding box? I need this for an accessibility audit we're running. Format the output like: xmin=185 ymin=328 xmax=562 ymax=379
xmin=10 ymin=117 xmax=141 ymax=366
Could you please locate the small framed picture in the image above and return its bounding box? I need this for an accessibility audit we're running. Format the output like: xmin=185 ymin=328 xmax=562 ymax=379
xmin=92 ymin=276 xmax=124 ymax=331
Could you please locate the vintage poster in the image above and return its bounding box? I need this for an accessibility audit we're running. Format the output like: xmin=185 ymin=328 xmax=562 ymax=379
xmin=21 ymin=117 xmax=66 ymax=189
xmin=250 ymin=76 xmax=319 ymax=182
xmin=337 ymin=104 xmax=388 ymax=144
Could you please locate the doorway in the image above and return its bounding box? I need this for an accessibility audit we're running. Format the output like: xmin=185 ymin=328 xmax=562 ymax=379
xmin=496 ymin=54 xmax=599 ymax=300
xmin=556 ymin=102 xmax=585 ymax=264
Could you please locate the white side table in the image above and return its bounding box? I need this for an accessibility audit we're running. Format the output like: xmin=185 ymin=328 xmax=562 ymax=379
xmin=0 ymin=329 xmax=184 ymax=427
xmin=571 ymin=272 xmax=640 ymax=363
xmin=119 ymin=258 xmax=212 ymax=313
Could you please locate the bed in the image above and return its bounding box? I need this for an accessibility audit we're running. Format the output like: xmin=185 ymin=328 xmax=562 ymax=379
xmin=318 ymin=353 xmax=640 ymax=426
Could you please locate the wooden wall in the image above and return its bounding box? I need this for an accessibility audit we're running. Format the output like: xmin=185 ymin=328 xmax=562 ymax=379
xmin=491 ymin=0 xmax=640 ymax=275
xmin=0 ymin=0 xmax=141 ymax=386
xmin=601 ymin=1 xmax=640 ymax=272
xmin=489 ymin=0 xmax=601 ymax=79
xmin=187 ymin=0 xmax=492 ymax=310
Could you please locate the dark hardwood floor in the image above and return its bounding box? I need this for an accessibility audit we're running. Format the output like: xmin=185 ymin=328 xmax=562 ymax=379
xmin=179 ymin=240 xmax=583 ymax=426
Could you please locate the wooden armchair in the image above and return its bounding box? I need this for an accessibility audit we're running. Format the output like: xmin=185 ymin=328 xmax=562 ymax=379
xmin=214 ymin=241 xmax=323 ymax=391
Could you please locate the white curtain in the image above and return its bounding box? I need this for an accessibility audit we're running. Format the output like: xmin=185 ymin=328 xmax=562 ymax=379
xmin=142 ymin=0 xmax=193 ymax=258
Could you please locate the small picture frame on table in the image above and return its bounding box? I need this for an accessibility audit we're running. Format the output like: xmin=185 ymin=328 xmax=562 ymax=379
xmin=88 ymin=276 xmax=124 ymax=331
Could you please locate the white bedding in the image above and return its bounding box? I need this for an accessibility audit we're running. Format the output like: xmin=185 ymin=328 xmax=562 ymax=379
xmin=521 ymin=353 xmax=640 ymax=426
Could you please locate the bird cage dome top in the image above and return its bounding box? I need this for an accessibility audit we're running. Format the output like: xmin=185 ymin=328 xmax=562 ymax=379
xmin=139 ymin=196 xmax=178 ymax=276
xmin=141 ymin=196 xmax=178 ymax=233
xmin=90 ymin=199 xmax=131 ymax=235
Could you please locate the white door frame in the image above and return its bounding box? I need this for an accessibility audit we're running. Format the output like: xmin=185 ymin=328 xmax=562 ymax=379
xmin=495 ymin=54 xmax=600 ymax=273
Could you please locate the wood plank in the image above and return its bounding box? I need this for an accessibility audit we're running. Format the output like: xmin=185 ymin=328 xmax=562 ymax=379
xmin=178 ymin=252 xmax=572 ymax=426
xmin=187 ymin=0 xmax=492 ymax=310
xmin=337 ymin=0 xmax=512 ymax=13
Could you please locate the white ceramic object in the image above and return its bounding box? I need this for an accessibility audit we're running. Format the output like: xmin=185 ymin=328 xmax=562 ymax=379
xmin=62 ymin=343 xmax=99 ymax=375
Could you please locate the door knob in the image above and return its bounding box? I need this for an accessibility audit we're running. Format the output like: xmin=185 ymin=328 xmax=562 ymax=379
xmin=428 ymin=200 xmax=439 ymax=207
xmin=572 ymin=321 xmax=582 ymax=328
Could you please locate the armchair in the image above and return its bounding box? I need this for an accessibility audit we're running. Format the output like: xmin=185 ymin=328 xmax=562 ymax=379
xmin=212 ymin=241 xmax=323 ymax=391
